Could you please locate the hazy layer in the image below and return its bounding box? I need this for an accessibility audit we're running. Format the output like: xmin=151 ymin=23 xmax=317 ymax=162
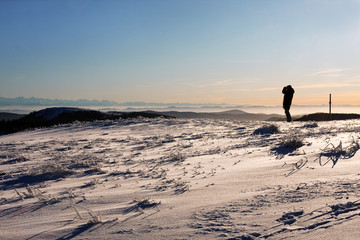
xmin=1 ymin=105 xmax=360 ymax=116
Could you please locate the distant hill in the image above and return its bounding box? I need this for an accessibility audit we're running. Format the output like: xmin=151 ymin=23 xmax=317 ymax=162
xmin=0 ymin=106 xmax=290 ymax=136
xmin=0 ymin=112 xmax=25 ymax=121
xmin=0 ymin=107 xmax=172 ymax=135
xmin=152 ymin=109 xmax=284 ymax=121
xmin=296 ymin=113 xmax=360 ymax=121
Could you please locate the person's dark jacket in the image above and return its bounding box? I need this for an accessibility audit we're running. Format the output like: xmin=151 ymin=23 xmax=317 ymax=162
xmin=282 ymin=85 xmax=294 ymax=110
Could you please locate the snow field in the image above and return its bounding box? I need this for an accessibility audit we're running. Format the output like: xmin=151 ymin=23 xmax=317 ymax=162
xmin=1 ymin=118 xmax=360 ymax=239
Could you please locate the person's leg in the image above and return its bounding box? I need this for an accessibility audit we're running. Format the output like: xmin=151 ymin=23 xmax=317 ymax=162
xmin=285 ymin=108 xmax=291 ymax=122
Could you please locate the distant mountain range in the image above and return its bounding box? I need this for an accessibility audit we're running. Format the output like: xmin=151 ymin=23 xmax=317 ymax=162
xmin=0 ymin=97 xmax=230 ymax=108
xmin=0 ymin=97 xmax=278 ymax=111
xmin=0 ymin=97 xmax=119 ymax=106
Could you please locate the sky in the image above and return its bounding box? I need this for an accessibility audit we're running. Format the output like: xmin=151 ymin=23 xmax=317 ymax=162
xmin=1 ymin=0 xmax=360 ymax=106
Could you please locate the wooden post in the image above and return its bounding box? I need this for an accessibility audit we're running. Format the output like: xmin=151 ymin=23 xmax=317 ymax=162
xmin=329 ymin=93 xmax=332 ymax=119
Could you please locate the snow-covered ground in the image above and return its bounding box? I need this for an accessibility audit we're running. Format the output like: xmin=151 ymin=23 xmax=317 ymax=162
xmin=1 ymin=118 xmax=360 ymax=239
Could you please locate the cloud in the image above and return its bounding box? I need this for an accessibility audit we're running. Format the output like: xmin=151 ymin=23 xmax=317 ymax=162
xmin=308 ymin=68 xmax=349 ymax=77
xmin=14 ymin=75 xmax=26 ymax=82
xmin=202 ymin=87 xmax=279 ymax=93
xmin=257 ymin=87 xmax=278 ymax=92
xmin=209 ymin=82 xmax=360 ymax=93
xmin=297 ymin=82 xmax=360 ymax=89
xmin=222 ymin=59 xmax=265 ymax=64
xmin=214 ymin=79 xmax=233 ymax=86
xmin=187 ymin=79 xmax=248 ymax=88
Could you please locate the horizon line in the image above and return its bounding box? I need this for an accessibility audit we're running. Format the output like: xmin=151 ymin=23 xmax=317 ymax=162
xmin=1 ymin=96 xmax=360 ymax=108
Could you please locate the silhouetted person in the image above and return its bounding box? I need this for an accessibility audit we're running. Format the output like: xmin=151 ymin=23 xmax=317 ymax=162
xmin=282 ymin=85 xmax=294 ymax=122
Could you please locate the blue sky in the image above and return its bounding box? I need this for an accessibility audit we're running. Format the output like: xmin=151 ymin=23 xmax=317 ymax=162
xmin=1 ymin=0 xmax=360 ymax=105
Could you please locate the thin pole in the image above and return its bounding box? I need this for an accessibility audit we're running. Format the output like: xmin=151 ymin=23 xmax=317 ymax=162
xmin=329 ymin=93 xmax=332 ymax=118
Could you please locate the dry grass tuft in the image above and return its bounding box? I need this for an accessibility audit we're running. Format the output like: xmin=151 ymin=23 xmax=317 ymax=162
xmin=70 ymin=201 xmax=102 ymax=225
xmin=253 ymin=124 xmax=280 ymax=135
xmin=162 ymin=152 xmax=186 ymax=165
xmin=28 ymin=163 xmax=72 ymax=181
xmin=316 ymin=139 xmax=360 ymax=168
xmin=123 ymin=198 xmax=161 ymax=214
xmin=283 ymin=157 xmax=308 ymax=177
xmin=15 ymin=184 xmax=59 ymax=204
xmin=271 ymin=135 xmax=305 ymax=159
xmin=82 ymin=178 xmax=101 ymax=188
xmin=302 ymin=122 xmax=318 ymax=128
xmin=279 ymin=135 xmax=304 ymax=149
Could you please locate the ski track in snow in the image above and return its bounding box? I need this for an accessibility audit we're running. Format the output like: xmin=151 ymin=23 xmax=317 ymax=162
xmin=1 ymin=118 xmax=360 ymax=239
